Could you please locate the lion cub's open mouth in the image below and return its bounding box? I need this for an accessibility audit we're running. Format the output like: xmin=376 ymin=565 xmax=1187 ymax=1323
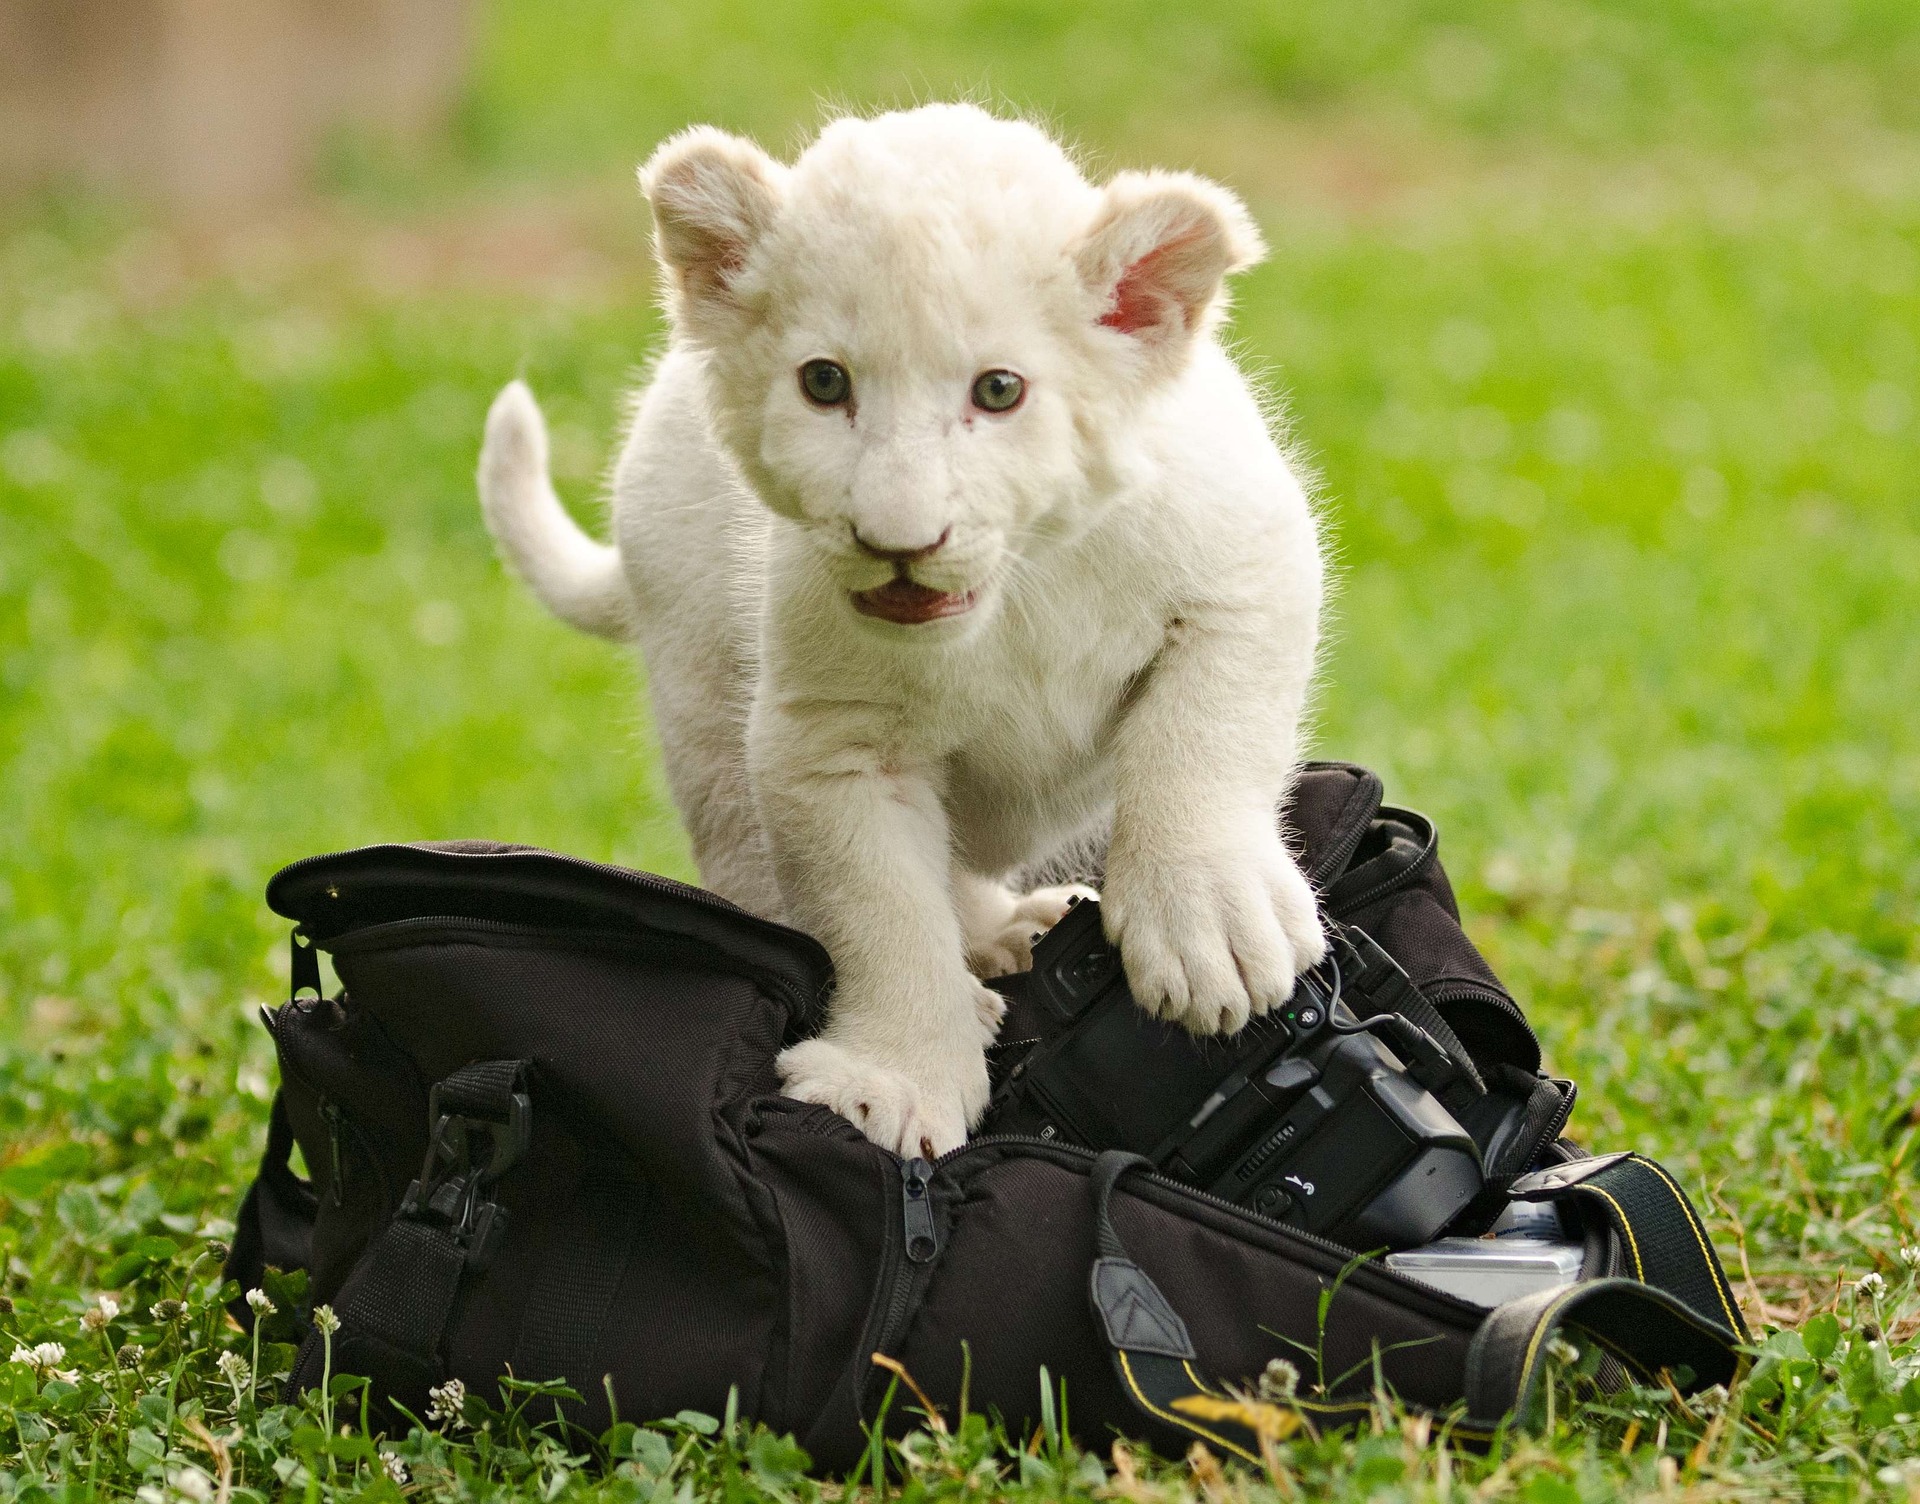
xmin=851 ymin=578 xmax=979 ymax=625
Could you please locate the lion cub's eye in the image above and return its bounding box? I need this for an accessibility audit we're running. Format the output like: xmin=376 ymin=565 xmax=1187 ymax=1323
xmin=799 ymin=360 xmax=852 ymax=408
xmin=970 ymin=369 xmax=1026 ymax=413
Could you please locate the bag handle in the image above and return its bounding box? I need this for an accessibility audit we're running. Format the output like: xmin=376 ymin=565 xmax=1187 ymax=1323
xmin=1085 ymin=1150 xmax=1745 ymax=1457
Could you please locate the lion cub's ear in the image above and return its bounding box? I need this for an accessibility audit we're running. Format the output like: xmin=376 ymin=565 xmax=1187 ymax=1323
xmin=1073 ymin=170 xmax=1266 ymax=360
xmin=640 ymin=127 xmax=788 ymax=338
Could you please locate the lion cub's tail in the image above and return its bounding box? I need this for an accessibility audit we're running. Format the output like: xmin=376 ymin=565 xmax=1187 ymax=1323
xmin=477 ymin=381 xmax=632 ymax=641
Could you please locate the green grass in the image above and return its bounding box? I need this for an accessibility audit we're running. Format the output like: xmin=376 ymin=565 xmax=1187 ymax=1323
xmin=3 ymin=0 xmax=1919 ymax=1496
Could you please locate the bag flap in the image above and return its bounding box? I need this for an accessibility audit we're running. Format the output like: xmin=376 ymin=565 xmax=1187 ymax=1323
xmin=267 ymin=841 xmax=833 ymax=1012
xmin=1285 ymin=762 xmax=1386 ymax=886
xmin=1322 ymin=807 xmax=1436 ymax=915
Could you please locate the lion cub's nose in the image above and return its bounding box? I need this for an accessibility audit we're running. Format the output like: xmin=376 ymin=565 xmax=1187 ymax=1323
xmin=851 ymin=525 xmax=952 ymax=565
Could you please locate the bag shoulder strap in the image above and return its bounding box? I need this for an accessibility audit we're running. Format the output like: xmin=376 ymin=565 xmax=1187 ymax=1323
xmin=1084 ymin=1154 xmax=1278 ymax=1464
xmin=1084 ymin=1151 xmax=1746 ymax=1457
xmin=1087 ymin=1153 xmax=1423 ymax=1462
xmin=1465 ymin=1153 xmax=1749 ymax=1424
xmin=1509 ymin=1152 xmax=1750 ymax=1342
xmin=1463 ymin=1277 xmax=1743 ymax=1429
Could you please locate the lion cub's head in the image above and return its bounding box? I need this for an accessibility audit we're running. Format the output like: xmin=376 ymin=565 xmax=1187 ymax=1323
xmin=640 ymin=104 xmax=1264 ymax=635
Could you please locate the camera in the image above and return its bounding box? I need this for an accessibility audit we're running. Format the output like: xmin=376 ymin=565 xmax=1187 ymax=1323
xmin=1384 ymin=1199 xmax=1586 ymax=1307
xmin=983 ymin=898 xmax=1485 ymax=1250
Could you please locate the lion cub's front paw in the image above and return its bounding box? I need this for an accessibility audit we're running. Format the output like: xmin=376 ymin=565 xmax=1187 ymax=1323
xmin=971 ymin=981 xmax=1009 ymax=1038
xmin=776 ymin=1037 xmax=983 ymax=1158
xmin=1103 ymin=830 xmax=1326 ymax=1037
xmin=962 ymin=883 xmax=1099 ymax=978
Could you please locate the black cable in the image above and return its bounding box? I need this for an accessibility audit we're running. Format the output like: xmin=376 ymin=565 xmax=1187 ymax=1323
xmin=1314 ymin=946 xmax=1459 ymax=1085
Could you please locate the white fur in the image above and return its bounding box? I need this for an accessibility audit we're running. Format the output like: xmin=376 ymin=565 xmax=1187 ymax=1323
xmin=478 ymin=105 xmax=1327 ymax=1157
xmin=479 ymin=385 xmax=632 ymax=641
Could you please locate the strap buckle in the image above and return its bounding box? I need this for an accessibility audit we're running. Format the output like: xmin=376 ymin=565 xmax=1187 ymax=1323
xmin=1508 ymin=1150 xmax=1632 ymax=1198
xmin=399 ymin=1082 xmax=532 ymax=1272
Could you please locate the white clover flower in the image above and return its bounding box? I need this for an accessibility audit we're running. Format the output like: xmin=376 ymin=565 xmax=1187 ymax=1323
xmin=1901 ymin=1246 xmax=1920 ymax=1270
xmin=1690 ymin=1383 xmax=1730 ymax=1417
xmin=311 ymin=1304 xmax=340 ymax=1337
xmin=1257 ymin=1357 xmax=1300 ymax=1402
xmin=426 ymin=1376 xmax=468 ymax=1427
xmin=245 ymin=1288 xmax=276 ymax=1317
xmin=149 ymin=1299 xmax=185 ymax=1323
xmin=1546 ymin=1335 xmax=1581 ymax=1366
xmin=171 ymin=1466 xmax=215 ymax=1502
xmin=381 ymin=1451 xmax=411 ymax=1486
xmin=216 ymin=1350 xmax=251 ymax=1396
xmin=10 ymin=1343 xmax=75 ymax=1382
xmin=1858 ymin=1271 xmax=1888 ymax=1298
xmin=82 ymin=1294 xmax=120 ymax=1333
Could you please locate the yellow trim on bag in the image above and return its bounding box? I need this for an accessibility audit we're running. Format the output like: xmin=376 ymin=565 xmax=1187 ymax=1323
xmin=1631 ymin=1156 xmax=1743 ymax=1335
xmin=1517 ymin=1286 xmax=1590 ymax=1401
xmin=1123 ymin=1356 xmax=1505 ymax=1457
xmin=1581 ymin=1185 xmax=1645 ymax=1280
xmin=1116 ymin=1350 xmax=1262 ymax=1465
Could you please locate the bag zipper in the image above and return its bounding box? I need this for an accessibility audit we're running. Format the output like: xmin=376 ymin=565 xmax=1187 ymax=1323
xmin=268 ymin=1004 xmax=400 ymax=1220
xmin=857 ymin=1129 xmax=1485 ymax=1415
xmin=1304 ymin=795 xmax=1383 ymax=891
xmin=271 ymin=843 xmax=764 ymax=921
xmin=1514 ymin=1079 xmax=1579 ymax=1178
xmin=901 ymin=1157 xmax=939 ymax=1263
xmin=313 ymin=1096 xmax=396 ymax=1215
xmin=321 ymin=914 xmax=823 ymax=1035
xmin=869 ymin=1159 xmax=943 ymax=1354
xmin=938 ymin=1134 xmax=1482 ymax=1317
xmin=1421 ymin=981 xmax=1538 ymax=1057
xmin=321 ymin=1100 xmax=346 ymax=1207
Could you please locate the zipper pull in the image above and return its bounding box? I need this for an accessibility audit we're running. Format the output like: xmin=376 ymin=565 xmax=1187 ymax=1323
xmin=321 ymin=1099 xmax=346 ymax=1207
xmin=901 ymin=1157 xmax=939 ymax=1264
xmin=291 ymin=927 xmax=322 ymax=1003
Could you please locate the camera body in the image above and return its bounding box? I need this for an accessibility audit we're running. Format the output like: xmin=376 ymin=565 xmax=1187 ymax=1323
xmin=983 ymin=898 xmax=1484 ymax=1250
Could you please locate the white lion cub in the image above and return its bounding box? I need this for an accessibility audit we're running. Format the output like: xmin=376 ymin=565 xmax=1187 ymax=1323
xmin=478 ymin=104 xmax=1326 ymax=1158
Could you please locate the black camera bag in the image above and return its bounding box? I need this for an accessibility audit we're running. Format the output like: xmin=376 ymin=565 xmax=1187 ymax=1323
xmin=227 ymin=762 xmax=1748 ymax=1467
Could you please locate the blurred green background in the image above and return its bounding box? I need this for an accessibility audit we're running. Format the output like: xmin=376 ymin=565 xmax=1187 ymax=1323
xmin=2 ymin=0 xmax=1917 ymax=1301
